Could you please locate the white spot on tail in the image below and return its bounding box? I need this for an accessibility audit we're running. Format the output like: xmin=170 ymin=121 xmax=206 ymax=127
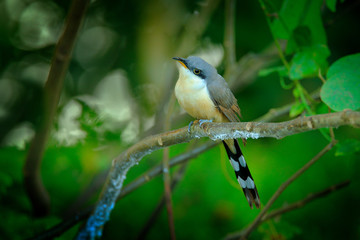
xmin=230 ymin=158 xmax=240 ymax=172
xmin=237 ymin=176 xmax=255 ymax=189
xmin=239 ymin=155 xmax=246 ymax=167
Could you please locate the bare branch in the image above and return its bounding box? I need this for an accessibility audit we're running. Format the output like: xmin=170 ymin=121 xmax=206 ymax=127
xmin=23 ymin=0 xmax=90 ymax=216
xmin=120 ymin=141 xmax=218 ymax=198
xmin=162 ymin=95 xmax=177 ymax=240
xmin=228 ymin=41 xmax=286 ymax=89
xmin=230 ymin=141 xmax=336 ymax=240
xmin=163 ymin=149 xmax=177 ymax=240
xmin=151 ymin=0 xmax=222 ymax=136
xmin=137 ymin=163 xmax=188 ymax=240
xmin=256 ymin=89 xmax=320 ymax=122
xmin=192 ymin=110 xmax=359 ymax=140
xmin=29 ymin=142 xmax=216 ymax=240
xmin=32 ymin=109 xmax=358 ymax=239
xmin=224 ymin=0 xmax=236 ymax=78
xmin=224 ymin=180 xmax=350 ymax=240
xmin=77 ymin=111 xmax=359 ymax=238
xmin=262 ymin=180 xmax=350 ymax=222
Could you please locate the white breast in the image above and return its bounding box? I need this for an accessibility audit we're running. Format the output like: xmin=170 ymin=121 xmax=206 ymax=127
xmin=174 ymin=67 xmax=221 ymax=121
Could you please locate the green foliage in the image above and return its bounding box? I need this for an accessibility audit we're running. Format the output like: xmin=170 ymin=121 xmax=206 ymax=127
xmin=289 ymin=44 xmax=330 ymax=80
xmin=289 ymin=101 xmax=305 ymax=117
xmin=326 ymin=0 xmax=338 ymax=12
xmin=258 ymin=66 xmax=287 ymax=78
xmin=336 ymin=139 xmax=360 ymax=156
xmin=0 ymin=0 xmax=359 ymax=239
xmin=320 ymin=53 xmax=360 ymax=111
xmin=261 ymin=0 xmax=331 ymax=83
xmin=326 ymin=0 xmax=345 ymax=12
xmin=270 ymin=0 xmax=326 ymax=54
xmin=259 ymin=220 xmax=302 ymax=239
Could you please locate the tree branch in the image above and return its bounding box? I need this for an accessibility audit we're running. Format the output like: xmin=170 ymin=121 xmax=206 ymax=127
xmin=237 ymin=141 xmax=336 ymax=239
xmin=77 ymin=110 xmax=359 ymax=238
xmin=23 ymin=0 xmax=90 ymax=217
xmin=262 ymin=180 xmax=350 ymax=222
xmin=191 ymin=110 xmax=359 ymax=140
xmin=162 ymin=95 xmax=177 ymax=240
xmin=224 ymin=180 xmax=350 ymax=240
xmin=137 ymin=163 xmax=188 ymax=240
xmin=30 ymin=141 xmax=217 ymax=240
xmin=224 ymin=0 xmax=236 ymax=79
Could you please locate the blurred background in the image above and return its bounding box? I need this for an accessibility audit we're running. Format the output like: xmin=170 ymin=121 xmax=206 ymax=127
xmin=0 ymin=0 xmax=360 ymax=239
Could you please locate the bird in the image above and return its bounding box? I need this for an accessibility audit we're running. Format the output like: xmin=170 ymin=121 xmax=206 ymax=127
xmin=173 ymin=56 xmax=260 ymax=208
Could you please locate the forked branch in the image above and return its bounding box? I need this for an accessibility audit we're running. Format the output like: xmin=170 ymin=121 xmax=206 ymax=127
xmin=77 ymin=110 xmax=359 ymax=239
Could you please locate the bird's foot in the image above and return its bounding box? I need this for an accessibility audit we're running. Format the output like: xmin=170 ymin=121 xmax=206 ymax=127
xmin=187 ymin=119 xmax=213 ymax=133
xmin=199 ymin=119 xmax=213 ymax=128
xmin=187 ymin=121 xmax=194 ymax=133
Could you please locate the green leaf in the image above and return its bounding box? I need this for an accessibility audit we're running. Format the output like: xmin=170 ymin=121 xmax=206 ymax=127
xmin=270 ymin=0 xmax=326 ymax=54
xmin=335 ymin=139 xmax=360 ymax=156
xmin=289 ymin=45 xmax=330 ymax=80
xmin=326 ymin=0 xmax=337 ymax=12
xmin=289 ymin=102 xmax=305 ymax=117
xmin=327 ymin=53 xmax=360 ymax=79
xmin=320 ymin=53 xmax=360 ymax=111
xmin=292 ymin=88 xmax=300 ymax=98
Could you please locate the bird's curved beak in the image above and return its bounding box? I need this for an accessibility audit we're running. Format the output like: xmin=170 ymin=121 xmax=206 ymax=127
xmin=172 ymin=57 xmax=188 ymax=69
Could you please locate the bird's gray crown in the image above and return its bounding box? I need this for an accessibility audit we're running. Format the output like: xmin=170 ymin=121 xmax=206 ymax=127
xmin=184 ymin=56 xmax=218 ymax=80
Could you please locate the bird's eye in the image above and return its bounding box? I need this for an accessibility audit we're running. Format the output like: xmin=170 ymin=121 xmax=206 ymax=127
xmin=193 ymin=68 xmax=201 ymax=75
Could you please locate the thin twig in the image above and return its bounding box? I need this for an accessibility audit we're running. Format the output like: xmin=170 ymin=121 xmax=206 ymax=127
xmin=256 ymin=89 xmax=320 ymax=122
xmin=258 ymin=0 xmax=290 ymax=70
xmin=262 ymin=180 xmax=350 ymax=222
xmin=31 ymin=109 xmax=359 ymax=239
xmin=119 ymin=141 xmax=218 ymax=198
xmin=77 ymin=110 xmax=357 ymax=238
xmin=318 ymin=70 xmax=336 ymax=141
xmin=224 ymin=0 xmax=236 ymax=79
xmin=23 ymin=0 xmax=90 ymax=216
xmin=163 ymin=148 xmax=176 ymax=240
xmin=29 ymin=142 xmax=215 ymax=240
xmin=137 ymin=163 xmax=188 ymax=240
xmin=224 ymin=180 xmax=350 ymax=240
xmin=237 ymin=141 xmax=337 ymax=239
xmin=145 ymin=41 xmax=284 ymax=138
xmin=151 ymin=0 xmax=221 ymax=136
xmin=162 ymin=95 xmax=177 ymax=240
xmin=228 ymin=42 xmax=285 ymax=89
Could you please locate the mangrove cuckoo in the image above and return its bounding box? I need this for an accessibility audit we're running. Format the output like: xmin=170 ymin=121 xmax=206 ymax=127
xmin=173 ymin=56 xmax=260 ymax=208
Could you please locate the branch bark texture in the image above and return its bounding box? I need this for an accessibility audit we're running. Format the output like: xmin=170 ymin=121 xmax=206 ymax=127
xmin=77 ymin=110 xmax=360 ymax=238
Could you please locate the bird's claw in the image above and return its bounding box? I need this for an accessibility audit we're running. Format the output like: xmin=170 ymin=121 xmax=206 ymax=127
xmin=187 ymin=121 xmax=194 ymax=133
xmin=199 ymin=119 xmax=213 ymax=127
xmin=188 ymin=119 xmax=213 ymax=134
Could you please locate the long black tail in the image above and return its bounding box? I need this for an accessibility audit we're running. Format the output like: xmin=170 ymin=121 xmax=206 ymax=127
xmin=222 ymin=139 xmax=260 ymax=208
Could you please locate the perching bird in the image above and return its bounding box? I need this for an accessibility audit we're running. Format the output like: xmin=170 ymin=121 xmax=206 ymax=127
xmin=173 ymin=56 xmax=260 ymax=208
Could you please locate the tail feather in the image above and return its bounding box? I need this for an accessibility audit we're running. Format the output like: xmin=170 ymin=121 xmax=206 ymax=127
xmin=223 ymin=139 xmax=260 ymax=209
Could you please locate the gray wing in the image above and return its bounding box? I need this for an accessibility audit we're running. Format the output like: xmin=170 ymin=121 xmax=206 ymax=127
xmin=207 ymin=75 xmax=241 ymax=122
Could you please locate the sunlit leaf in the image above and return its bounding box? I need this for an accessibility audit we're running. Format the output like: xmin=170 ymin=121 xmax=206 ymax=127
xmin=289 ymin=45 xmax=330 ymax=80
xmin=321 ymin=53 xmax=360 ymax=111
xmin=327 ymin=53 xmax=360 ymax=79
xmin=289 ymin=102 xmax=305 ymax=117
